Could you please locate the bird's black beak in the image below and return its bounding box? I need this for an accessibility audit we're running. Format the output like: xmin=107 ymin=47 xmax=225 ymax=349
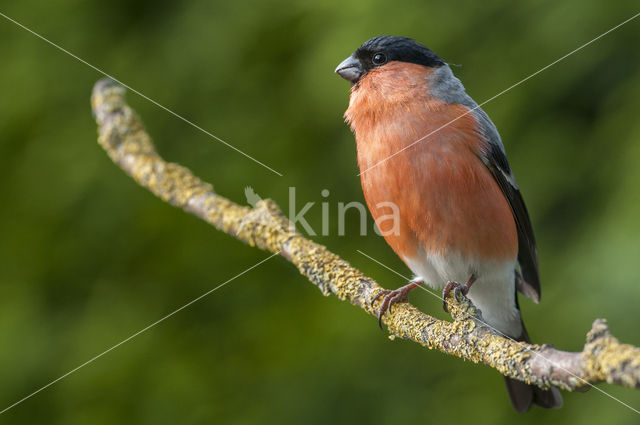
xmin=335 ymin=55 xmax=363 ymax=84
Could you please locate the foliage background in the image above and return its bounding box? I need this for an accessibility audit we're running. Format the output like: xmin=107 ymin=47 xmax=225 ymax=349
xmin=1 ymin=0 xmax=640 ymax=423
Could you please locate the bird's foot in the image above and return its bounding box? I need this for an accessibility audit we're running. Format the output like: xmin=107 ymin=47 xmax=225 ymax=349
xmin=371 ymin=279 xmax=423 ymax=329
xmin=442 ymin=275 xmax=476 ymax=313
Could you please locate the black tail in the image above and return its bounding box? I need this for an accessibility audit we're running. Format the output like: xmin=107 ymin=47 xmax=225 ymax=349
xmin=504 ymin=376 xmax=562 ymax=413
xmin=504 ymin=322 xmax=563 ymax=412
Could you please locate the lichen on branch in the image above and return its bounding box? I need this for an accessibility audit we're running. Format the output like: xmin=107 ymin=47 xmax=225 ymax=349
xmin=91 ymin=78 xmax=640 ymax=394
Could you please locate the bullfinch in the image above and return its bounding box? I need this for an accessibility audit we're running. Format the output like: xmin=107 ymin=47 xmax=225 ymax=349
xmin=335 ymin=35 xmax=562 ymax=412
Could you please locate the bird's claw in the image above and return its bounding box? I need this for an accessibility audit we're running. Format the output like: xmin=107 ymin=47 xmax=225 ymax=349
xmin=442 ymin=275 xmax=476 ymax=313
xmin=370 ymin=280 xmax=423 ymax=329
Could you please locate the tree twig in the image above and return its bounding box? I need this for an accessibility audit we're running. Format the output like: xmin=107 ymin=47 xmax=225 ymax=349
xmin=91 ymin=78 xmax=640 ymax=393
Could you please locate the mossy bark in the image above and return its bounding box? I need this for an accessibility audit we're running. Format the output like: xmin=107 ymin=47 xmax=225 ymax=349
xmin=91 ymin=78 xmax=640 ymax=393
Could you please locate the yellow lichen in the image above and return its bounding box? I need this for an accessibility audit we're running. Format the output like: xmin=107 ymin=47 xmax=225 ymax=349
xmin=91 ymin=78 xmax=640 ymax=394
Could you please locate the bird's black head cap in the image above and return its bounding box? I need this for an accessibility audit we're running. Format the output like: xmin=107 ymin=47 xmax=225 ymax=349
xmin=357 ymin=36 xmax=444 ymax=69
xmin=336 ymin=36 xmax=445 ymax=84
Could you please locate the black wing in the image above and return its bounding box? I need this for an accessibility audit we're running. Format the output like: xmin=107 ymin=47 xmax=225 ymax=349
xmin=485 ymin=144 xmax=541 ymax=302
xmin=473 ymin=110 xmax=541 ymax=302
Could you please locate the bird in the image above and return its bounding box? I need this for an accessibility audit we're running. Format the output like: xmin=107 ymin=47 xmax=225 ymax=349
xmin=335 ymin=35 xmax=562 ymax=412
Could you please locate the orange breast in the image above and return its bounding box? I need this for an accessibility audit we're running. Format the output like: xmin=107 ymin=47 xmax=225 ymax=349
xmin=347 ymin=64 xmax=518 ymax=262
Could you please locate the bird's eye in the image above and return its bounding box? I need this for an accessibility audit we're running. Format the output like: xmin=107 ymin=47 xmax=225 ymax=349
xmin=372 ymin=53 xmax=387 ymax=65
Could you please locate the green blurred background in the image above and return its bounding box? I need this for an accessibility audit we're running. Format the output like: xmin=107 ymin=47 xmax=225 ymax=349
xmin=1 ymin=0 xmax=640 ymax=423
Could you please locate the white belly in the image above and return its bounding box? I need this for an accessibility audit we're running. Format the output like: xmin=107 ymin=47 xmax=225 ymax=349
xmin=404 ymin=249 xmax=523 ymax=338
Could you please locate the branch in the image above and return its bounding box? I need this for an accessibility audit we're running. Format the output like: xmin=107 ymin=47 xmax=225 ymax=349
xmin=91 ymin=78 xmax=640 ymax=393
